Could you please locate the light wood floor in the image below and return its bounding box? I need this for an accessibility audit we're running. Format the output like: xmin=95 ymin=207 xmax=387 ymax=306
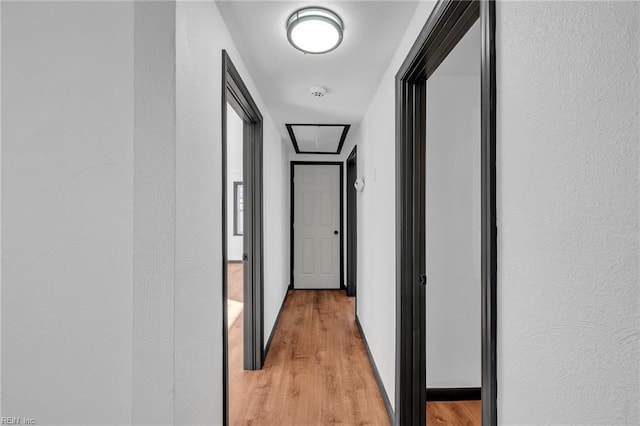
xmin=227 ymin=262 xmax=243 ymax=303
xmin=227 ymin=263 xmax=481 ymax=425
xmin=427 ymin=401 xmax=481 ymax=425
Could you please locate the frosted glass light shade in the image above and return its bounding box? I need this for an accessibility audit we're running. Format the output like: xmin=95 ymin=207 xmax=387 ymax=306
xmin=287 ymin=7 xmax=343 ymax=54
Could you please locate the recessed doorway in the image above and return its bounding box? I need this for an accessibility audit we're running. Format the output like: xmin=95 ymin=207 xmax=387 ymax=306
xmin=424 ymin=18 xmax=482 ymax=425
xmin=221 ymin=50 xmax=265 ymax=426
xmin=290 ymin=162 xmax=344 ymax=290
xmin=346 ymin=146 xmax=358 ymax=299
xmin=395 ymin=0 xmax=497 ymax=424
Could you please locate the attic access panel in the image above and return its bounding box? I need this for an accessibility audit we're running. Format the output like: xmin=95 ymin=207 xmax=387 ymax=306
xmin=286 ymin=124 xmax=350 ymax=154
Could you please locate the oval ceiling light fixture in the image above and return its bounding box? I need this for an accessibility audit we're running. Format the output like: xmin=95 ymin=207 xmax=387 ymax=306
xmin=287 ymin=7 xmax=343 ymax=54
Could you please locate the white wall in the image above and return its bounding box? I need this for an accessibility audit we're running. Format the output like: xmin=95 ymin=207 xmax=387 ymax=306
xmin=263 ymin=135 xmax=290 ymax=342
xmin=0 ymin=2 xmax=4 ymax=414
xmin=425 ymin=21 xmax=481 ymax=388
xmin=175 ymin=2 xmax=289 ymax=424
xmin=1 ymin=2 xmax=290 ymax=425
xmin=1 ymin=2 xmax=134 ymax=423
xmin=226 ymin=104 xmax=243 ymax=262
xmin=497 ymin=1 xmax=639 ymax=424
xmin=132 ymin=2 xmax=176 ymax=424
xmin=347 ymin=0 xmax=438 ymax=410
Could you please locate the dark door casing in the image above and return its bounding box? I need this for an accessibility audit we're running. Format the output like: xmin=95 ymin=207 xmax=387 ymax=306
xmin=395 ymin=1 xmax=497 ymax=425
xmin=222 ymin=50 xmax=265 ymax=426
xmin=346 ymin=146 xmax=357 ymax=298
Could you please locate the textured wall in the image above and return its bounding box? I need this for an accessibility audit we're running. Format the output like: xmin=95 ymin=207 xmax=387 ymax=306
xmin=133 ymin=2 xmax=176 ymax=424
xmin=2 ymin=2 xmax=134 ymax=423
xmin=497 ymin=1 xmax=640 ymax=423
xmin=1 ymin=2 xmax=290 ymax=424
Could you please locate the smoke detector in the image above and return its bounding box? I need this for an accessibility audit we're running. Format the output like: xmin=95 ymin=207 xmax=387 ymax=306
xmin=310 ymin=86 xmax=327 ymax=98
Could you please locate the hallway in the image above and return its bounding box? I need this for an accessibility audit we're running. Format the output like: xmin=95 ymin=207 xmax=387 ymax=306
xmin=227 ymin=264 xmax=481 ymax=425
xmin=228 ymin=262 xmax=389 ymax=425
xmin=2 ymin=2 xmax=638 ymax=424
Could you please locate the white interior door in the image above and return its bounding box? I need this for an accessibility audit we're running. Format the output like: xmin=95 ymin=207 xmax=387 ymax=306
xmin=293 ymin=164 xmax=341 ymax=289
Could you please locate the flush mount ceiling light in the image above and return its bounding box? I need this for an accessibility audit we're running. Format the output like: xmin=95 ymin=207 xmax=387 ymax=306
xmin=287 ymin=7 xmax=343 ymax=54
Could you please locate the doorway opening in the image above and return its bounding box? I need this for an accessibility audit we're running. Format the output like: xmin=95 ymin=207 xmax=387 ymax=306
xmin=424 ymin=18 xmax=482 ymax=424
xmin=225 ymin=102 xmax=246 ymax=424
xmin=395 ymin=1 xmax=497 ymax=425
xmin=221 ymin=50 xmax=264 ymax=426
xmin=346 ymin=146 xmax=358 ymax=299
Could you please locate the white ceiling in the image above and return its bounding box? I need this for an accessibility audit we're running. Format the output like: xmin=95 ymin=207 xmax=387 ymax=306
xmin=217 ymin=1 xmax=420 ymax=152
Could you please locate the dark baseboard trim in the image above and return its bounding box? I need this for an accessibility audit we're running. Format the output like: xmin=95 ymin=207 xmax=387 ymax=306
xmin=288 ymin=283 xmax=293 ymax=290
xmin=263 ymin=288 xmax=290 ymax=360
xmin=355 ymin=315 xmax=394 ymax=425
xmin=426 ymin=387 xmax=481 ymax=402
xmin=290 ymin=288 xmax=345 ymax=291
xmin=227 ymin=260 xmax=243 ymax=264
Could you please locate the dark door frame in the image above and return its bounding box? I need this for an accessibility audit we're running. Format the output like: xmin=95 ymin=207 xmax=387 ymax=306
xmin=290 ymin=161 xmax=344 ymax=290
xmin=395 ymin=1 xmax=497 ymax=425
xmin=346 ymin=146 xmax=358 ymax=298
xmin=222 ymin=50 xmax=265 ymax=425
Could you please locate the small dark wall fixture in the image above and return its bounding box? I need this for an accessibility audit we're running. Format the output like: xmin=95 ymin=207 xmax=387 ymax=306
xmin=286 ymin=123 xmax=350 ymax=154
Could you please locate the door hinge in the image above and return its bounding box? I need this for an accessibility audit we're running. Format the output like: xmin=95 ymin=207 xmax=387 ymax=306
xmin=243 ymin=253 xmax=249 ymax=261
xmin=419 ymin=275 xmax=427 ymax=286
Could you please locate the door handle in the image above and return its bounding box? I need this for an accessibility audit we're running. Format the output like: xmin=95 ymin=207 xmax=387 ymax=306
xmin=334 ymin=230 xmax=339 ymax=235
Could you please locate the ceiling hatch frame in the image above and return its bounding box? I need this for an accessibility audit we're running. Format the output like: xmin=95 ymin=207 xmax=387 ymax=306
xmin=286 ymin=123 xmax=351 ymax=155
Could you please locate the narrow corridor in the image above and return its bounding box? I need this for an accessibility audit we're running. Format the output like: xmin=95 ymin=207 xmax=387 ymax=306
xmin=228 ymin=263 xmax=389 ymax=425
xmin=227 ymin=264 xmax=481 ymax=425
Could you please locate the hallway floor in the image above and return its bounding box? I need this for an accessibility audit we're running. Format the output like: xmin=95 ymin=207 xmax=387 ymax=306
xmin=228 ymin=264 xmax=389 ymax=425
xmin=227 ymin=263 xmax=480 ymax=425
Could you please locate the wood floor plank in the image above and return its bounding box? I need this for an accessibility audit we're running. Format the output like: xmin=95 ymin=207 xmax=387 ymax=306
xmin=227 ymin=262 xmax=243 ymax=303
xmin=459 ymin=400 xmax=482 ymax=424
